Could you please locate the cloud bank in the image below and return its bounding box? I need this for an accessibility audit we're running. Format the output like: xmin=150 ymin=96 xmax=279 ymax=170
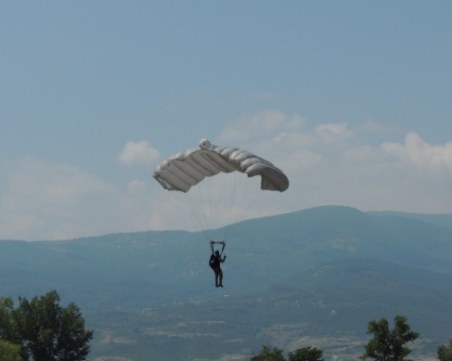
xmin=382 ymin=132 xmax=452 ymax=170
xmin=118 ymin=140 xmax=160 ymax=166
xmin=1 ymin=112 xmax=451 ymax=240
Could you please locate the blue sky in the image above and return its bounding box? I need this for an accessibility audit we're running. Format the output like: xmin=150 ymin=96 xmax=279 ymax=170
xmin=1 ymin=1 xmax=451 ymax=240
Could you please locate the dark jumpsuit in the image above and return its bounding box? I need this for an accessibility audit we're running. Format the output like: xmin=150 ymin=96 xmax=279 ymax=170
xmin=209 ymin=252 xmax=226 ymax=287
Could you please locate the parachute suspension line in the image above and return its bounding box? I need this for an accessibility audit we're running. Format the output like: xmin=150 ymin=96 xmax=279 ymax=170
xmin=227 ymin=172 xmax=246 ymax=223
xmin=180 ymin=172 xmax=251 ymax=242
xmin=183 ymin=192 xmax=210 ymax=242
xmin=215 ymin=173 xmax=237 ymax=242
xmin=227 ymin=173 xmax=260 ymax=224
xmin=213 ymin=172 xmax=260 ymax=243
xmin=164 ymin=189 xmax=210 ymax=241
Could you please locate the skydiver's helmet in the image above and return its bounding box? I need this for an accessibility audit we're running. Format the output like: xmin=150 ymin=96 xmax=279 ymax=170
xmin=215 ymin=250 xmax=220 ymax=256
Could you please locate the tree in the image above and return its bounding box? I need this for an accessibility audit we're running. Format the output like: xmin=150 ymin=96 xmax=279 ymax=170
xmin=288 ymin=346 xmax=323 ymax=361
xmin=361 ymin=315 xmax=419 ymax=361
xmin=0 ymin=291 xmax=93 ymax=361
xmin=438 ymin=339 xmax=452 ymax=361
xmin=250 ymin=345 xmax=286 ymax=361
xmin=0 ymin=340 xmax=23 ymax=361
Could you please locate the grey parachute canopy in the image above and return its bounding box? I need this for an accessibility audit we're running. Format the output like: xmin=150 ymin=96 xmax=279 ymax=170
xmin=153 ymin=139 xmax=289 ymax=193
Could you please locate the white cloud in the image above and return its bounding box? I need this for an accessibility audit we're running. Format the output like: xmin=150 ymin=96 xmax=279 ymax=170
xmin=359 ymin=119 xmax=398 ymax=136
xmin=118 ymin=140 xmax=160 ymax=166
xmin=315 ymin=123 xmax=353 ymax=144
xmin=382 ymin=132 xmax=452 ymax=171
xmin=214 ymin=114 xmax=452 ymax=218
xmin=218 ymin=110 xmax=305 ymax=145
xmin=218 ymin=113 xmax=362 ymax=181
xmin=0 ymin=156 xmax=178 ymax=240
xmin=0 ymin=158 xmax=117 ymax=240
xmin=127 ymin=179 xmax=147 ymax=193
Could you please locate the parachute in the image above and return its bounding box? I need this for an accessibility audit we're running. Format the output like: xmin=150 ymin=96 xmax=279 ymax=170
xmin=153 ymin=139 xmax=288 ymax=287
xmin=153 ymin=139 xmax=289 ymax=193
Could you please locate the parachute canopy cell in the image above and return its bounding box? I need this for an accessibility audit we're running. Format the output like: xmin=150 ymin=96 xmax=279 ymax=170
xmin=153 ymin=139 xmax=289 ymax=193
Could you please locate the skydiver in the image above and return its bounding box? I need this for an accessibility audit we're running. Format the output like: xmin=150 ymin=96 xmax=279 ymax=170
xmin=209 ymin=241 xmax=226 ymax=287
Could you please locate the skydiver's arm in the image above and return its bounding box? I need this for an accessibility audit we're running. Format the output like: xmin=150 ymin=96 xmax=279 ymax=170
xmin=210 ymin=241 xmax=214 ymax=254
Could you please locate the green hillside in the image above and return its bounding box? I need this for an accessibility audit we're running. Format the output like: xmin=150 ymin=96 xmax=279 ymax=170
xmin=1 ymin=206 xmax=452 ymax=361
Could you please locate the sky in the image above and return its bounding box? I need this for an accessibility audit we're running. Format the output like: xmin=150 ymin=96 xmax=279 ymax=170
xmin=1 ymin=1 xmax=452 ymax=241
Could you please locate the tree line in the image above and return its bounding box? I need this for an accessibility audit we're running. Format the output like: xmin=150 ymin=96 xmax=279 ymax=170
xmin=250 ymin=315 xmax=452 ymax=361
xmin=1 ymin=291 xmax=451 ymax=361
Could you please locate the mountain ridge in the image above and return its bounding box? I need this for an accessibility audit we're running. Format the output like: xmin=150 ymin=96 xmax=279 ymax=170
xmin=1 ymin=205 xmax=451 ymax=361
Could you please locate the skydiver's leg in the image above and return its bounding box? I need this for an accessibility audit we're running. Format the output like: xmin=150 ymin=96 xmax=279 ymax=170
xmin=214 ymin=269 xmax=220 ymax=287
xmin=218 ymin=268 xmax=223 ymax=287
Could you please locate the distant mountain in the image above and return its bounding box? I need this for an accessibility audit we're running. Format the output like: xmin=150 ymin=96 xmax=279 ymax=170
xmin=369 ymin=210 xmax=452 ymax=231
xmin=1 ymin=206 xmax=452 ymax=361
